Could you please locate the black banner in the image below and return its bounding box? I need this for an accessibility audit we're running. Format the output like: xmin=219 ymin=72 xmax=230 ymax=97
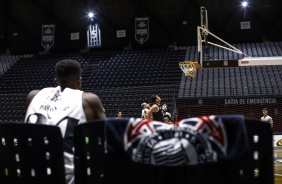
xmin=135 ymin=17 xmax=149 ymax=44
xmin=41 ymin=25 xmax=55 ymax=50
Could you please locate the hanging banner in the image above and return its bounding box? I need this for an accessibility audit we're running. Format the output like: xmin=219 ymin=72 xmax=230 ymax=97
xmin=70 ymin=32 xmax=80 ymax=40
xmin=135 ymin=17 xmax=149 ymax=44
xmin=116 ymin=30 xmax=126 ymax=38
xmin=87 ymin=23 xmax=101 ymax=47
xmin=41 ymin=25 xmax=55 ymax=50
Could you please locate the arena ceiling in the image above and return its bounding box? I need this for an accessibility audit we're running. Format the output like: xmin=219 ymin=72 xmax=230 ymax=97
xmin=0 ymin=0 xmax=282 ymax=54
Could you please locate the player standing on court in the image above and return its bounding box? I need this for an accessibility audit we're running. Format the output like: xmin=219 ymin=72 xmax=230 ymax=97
xmin=261 ymin=108 xmax=273 ymax=129
xmin=146 ymin=94 xmax=164 ymax=122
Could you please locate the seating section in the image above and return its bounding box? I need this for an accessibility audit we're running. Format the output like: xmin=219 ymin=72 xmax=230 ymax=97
xmin=179 ymin=42 xmax=282 ymax=98
xmin=179 ymin=65 xmax=282 ymax=97
xmin=83 ymin=47 xmax=184 ymax=89
xmin=0 ymin=47 xmax=185 ymax=121
xmin=93 ymin=84 xmax=178 ymax=118
xmin=0 ymin=52 xmax=91 ymax=94
xmin=0 ymin=94 xmax=26 ymax=122
xmin=0 ymin=55 xmax=32 ymax=76
xmin=0 ymin=42 xmax=282 ymax=128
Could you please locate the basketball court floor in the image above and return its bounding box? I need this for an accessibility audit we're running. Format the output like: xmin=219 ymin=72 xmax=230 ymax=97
xmin=274 ymin=162 xmax=282 ymax=184
xmin=274 ymin=147 xmax=282 ymax=184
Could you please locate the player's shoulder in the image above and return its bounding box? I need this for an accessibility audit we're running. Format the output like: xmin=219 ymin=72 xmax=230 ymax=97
xmin=82 ymin=91 xmax=98 ymax=97
xmin=26 ymin=89 xmax=42 ymax=105
xmin=82 ymin=91 xmax=101 ymax=101
xmin=27 ymin=89 xmax=41 ymax=98
xmin=27 ymin=87 xmax=56 ymax=97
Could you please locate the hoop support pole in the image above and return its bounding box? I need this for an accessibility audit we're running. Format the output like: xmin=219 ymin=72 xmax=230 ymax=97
xmin=207 ymin=41 xmax=245 ymax=55
xmin=198 ymin=26 xmax=250 ymax=58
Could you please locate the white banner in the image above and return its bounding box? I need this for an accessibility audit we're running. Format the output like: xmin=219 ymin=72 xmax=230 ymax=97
xmin=87 ymin=23 xmax=101 ymax=47
xmin=240 ymin=21 xmax=251 ymax=29
xmin=70 ymin=32 xmax=79 ymax=40
xmin=117 ymin=30 xmax=126 ymax=38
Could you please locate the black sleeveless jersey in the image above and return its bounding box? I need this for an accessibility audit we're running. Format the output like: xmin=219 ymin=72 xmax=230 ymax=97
xmin=152 ymin=104 xmax=164 ymax=122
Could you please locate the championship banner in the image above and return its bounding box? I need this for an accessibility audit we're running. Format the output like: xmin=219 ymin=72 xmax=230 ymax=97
xmin=41 ymin=25 xmax=55 ymax=50
xmin=135 ymin=17 xmax=149 ymax=44
xmin=87 ymin=23 xmax=101 ymax=47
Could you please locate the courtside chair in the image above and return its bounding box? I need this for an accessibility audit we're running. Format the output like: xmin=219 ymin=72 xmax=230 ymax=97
xmin=74 ymin=120 xmax=106 ymax=184
xmin=74 ymin=117 xmax=273 ymax=184
xmin=0 ymin=123 xmax=66 ymax=184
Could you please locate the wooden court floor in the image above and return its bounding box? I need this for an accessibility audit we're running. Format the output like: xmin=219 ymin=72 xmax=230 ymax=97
xmin=274 ymin=148 xmax=282 ymax=184
xmin=274 ymin=162 xmax=282 ymax=184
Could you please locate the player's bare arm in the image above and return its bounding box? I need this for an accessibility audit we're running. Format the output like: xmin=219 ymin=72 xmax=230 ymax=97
xmin=145 ymin=104 xmax=158 ymax=119
xmin=82 ymin=92 xmax=106 ymax=121
xmin=144 ymin=108 xmax=152 ymax=119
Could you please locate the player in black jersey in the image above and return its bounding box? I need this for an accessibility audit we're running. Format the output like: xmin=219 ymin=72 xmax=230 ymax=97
xmin=146 ymin=94 xmax=164 ymax=122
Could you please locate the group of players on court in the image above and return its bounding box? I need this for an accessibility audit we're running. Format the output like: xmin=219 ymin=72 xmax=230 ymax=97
xmin=141 ymin=94 xmax=173 ymax=124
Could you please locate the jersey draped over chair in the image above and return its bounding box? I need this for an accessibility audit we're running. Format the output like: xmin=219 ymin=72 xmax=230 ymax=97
xmin=74 ymin=115 xmax=273 ymax=184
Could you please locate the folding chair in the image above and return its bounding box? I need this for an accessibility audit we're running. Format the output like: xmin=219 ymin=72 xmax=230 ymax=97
xmin=0 ymin=123 xmax=66 ymax=184
xmin=74 ymin=120 xmax=106 ymax=184
xmin=74 ymin=117 xmax=273 ymax=184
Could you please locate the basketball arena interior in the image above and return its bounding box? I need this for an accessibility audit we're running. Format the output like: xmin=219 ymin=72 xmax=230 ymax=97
xmin=0 ymin=0 xmax=282 ymax=183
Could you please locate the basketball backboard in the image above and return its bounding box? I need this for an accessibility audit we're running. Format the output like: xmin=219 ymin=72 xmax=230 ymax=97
xmin=197 ymin=7 xmax=249 ymax=69
xmin=182 ymin=6 xmax=282 ymax=77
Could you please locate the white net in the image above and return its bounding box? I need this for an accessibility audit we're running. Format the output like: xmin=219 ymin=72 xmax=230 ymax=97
xmin=179 ymin=62 xmax=200 ymax=78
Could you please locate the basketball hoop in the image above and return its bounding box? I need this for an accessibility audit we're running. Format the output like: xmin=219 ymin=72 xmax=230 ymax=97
xmin=179 ymin=61 xmax=201 ymax=78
